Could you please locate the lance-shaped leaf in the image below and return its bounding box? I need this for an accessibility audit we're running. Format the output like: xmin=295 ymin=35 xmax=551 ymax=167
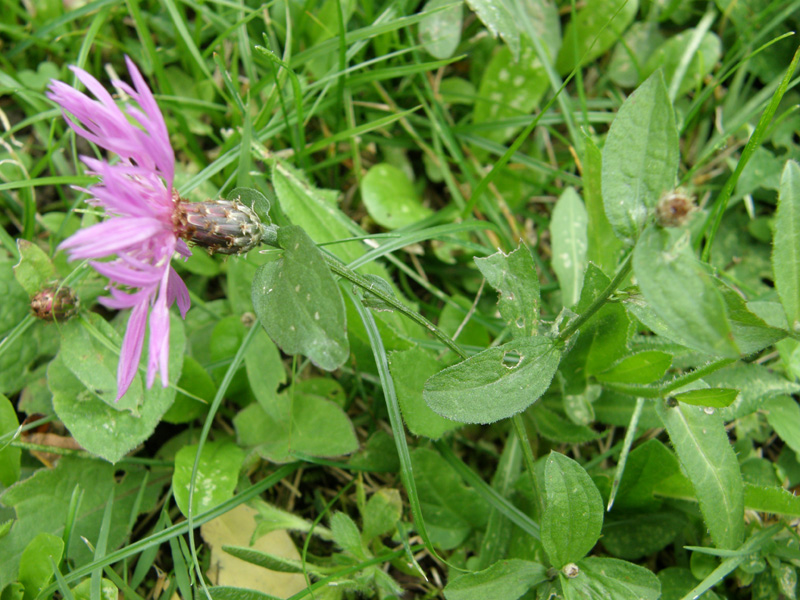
xmin=475 ymin=244 xmax=540 ymax=338
xmin=656 ymin=399 xmax=744 ymax=550
xmin=633 ymin=225 xmax=739 ymax=358
xmin=251 ymin=226 xmax=348 ymax=371
xmin=423 ymin=336 xmax=560 ymax=424
xmin=550 ymin=187 xmax=588 ymax=307
xmin=602 ymin=72 xmax=679 ymax=244
xmin=773 ymin=160 xmax=800 ymax=332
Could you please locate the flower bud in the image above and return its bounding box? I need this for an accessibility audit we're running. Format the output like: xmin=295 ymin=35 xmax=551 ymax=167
xmin=31 ymin=285 xmax=79 ymax=322
xmin=655 ymin=189 xmax=696 ymax=228
xmin=175 ymin=199 xmax=264 ymax=255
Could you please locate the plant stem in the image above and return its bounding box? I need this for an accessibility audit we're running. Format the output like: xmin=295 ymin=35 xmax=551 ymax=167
xmin=602 ymin=357 xmax=739 ymax=398
xmin=556 ymin=253 xmax=633 ymax=344
xmin=324 ymin=255 xmax=469 ymax=360
xmin=511 ymin=414 xmax=537 ymax=493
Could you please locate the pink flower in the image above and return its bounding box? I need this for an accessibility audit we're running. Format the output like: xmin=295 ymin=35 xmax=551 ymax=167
xmin=48 ymin=57 xmax=190 ymax=400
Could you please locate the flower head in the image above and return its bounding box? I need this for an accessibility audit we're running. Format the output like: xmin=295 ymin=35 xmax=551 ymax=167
xmin=48 ymin=58 xmax=190 ymax=400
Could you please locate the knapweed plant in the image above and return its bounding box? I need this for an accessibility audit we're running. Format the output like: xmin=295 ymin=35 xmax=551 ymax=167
xmin=1 ymin=1 xmax=800 ymax=599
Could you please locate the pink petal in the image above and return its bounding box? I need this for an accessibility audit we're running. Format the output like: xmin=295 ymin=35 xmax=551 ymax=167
xmin=167 ymin=267 xmax=190 ymax=318
xmin=59 ymin=217 xmax=167 ymax=260
xmin=117 ymin=300 xmax=148 ymax=400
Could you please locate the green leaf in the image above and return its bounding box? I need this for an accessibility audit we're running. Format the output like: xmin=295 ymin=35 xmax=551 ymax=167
xmin=613 ymin=439 xmax=680 ymax=511
xmin=602 ymin=510 xmax=687 ymax=560
xmin=0 ymin=394 xmax=21 ymax=487
xmin=424 ymin=336 xmax=561 ymax=424
xmin=744 ymin=483 xmax=800 ymax=517
xmin=556 ymin=0 xmax=639 ymax=75
xmin=765 ymin=396 xmax=800 ymax=457
xmin=642 ymin=29 xmax=721 ymax=98
xmin=71 ymin=577 xmax=117 ymax=600
xmin=559 ymin=265 xmax=629 ymax=385
xmin=361 ymin=164 xmax=433 ymax=229
xmin=608 ymin=22 xmax=664 ymax=88
xmin=244 ymin=327 xmax=286 ymax=416
xmin=473 ymin=42 xmax=548 ymax=147
xmin=234 ymin=392 xmax=358 ymax=462
xmin=226 ymin=187 xmax=271 ymax=225
xmin=584 ymin=135 xmax=624 ymax=275
xmin=602 ymin=72 xmax=679 ymax=244
xmin=162 ymin=356 xmax=214 ymax=424
xmin=474 ymin=244 xmax=540 ymax=338
xmin=49 ymin=315 xmax=185 ymax=463
xmin=656 ymin=399 xmax=744 ymax=549
xmin=541 ymin=452 xmax=604 ymax=568
xmin=361 ymin=488 xmax=402 ymax=543
xmin=563 ymin=556 xmax=660 ymax=600
xmin=19 ymin=533 xmax=63 ymax=600
xmin=389 ymin=347 xmax=463 ymax=439
xmin=13 ymin=240 xmax=55 ymax=296
xmin=711 ymin=363 xmax=800 ymax=420
xmin=419 ymin=0 xmax=463 ymax=59
xmin=0 ymin=458 xmax=160 ymax=591
xmin=715 ymin=280 xmax=787 ymax=355
xmin=674 ymin=388 xmax=738 ymax=408
xmin=251 ymin=225 xmax=348 ymax=371
xmin=773 ymin=160 xmax=800 ymax=333
xmin=59 ymin=315 xmax=143 ymax=412
xmin=596 ymin=351 xmax=672 ymax=384
xmin=465 ymin=0 xmax=519 ymax=60
xmin=410 ymin=447 xmax=490 ymax=549
xmin=173 ymin=440 xmax=245 ymax=517
xmin=550 ymin=188 xmax=588 ymax=307
xmin=330 ymin=512 xmax=368 ymax=560
xmin=633 ymin=226 xmax=738 ymax=357
xmin=444 ymin=559 xmax=547 ymax=600
xmin=220 ymin=546 xmax=309 ymax=575
xmin=530 ymin=404 xmax=604 ymax=444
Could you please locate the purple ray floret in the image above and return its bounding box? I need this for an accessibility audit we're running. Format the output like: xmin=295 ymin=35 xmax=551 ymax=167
xmin=48 ymin=57 xmax=190 ymax=400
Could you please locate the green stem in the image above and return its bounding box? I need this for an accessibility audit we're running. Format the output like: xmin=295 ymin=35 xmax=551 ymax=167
xmin=511 ymin=414 xmax=537 ymax=493
xmin=556 ymin=253 xmax=633 ymax=344
xmin=0 ymin=314 xmax=35 ymax=360
xmin=601 ymin=357 xmax=738 ymax=398
xmin=324 ymin=255 xmax=468 ymax=359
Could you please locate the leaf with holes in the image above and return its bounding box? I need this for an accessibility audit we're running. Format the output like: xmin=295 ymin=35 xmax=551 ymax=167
xmin=474 ymin=244 xmax=540 ymax=338
xmin=251 ymin=225 xmax=348 ymax=371
xmin=424 ymin=336 xmax=560 ymax=424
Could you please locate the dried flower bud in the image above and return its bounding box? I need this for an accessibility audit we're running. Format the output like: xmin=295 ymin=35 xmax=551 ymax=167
xmin=31 ymin=285 xmax=79 ymax=322
xmin=175 ymin=199 xmax=264 ymax=255
xmin=656 ymin=189 xmax=696 ymax=228
xmin=562 ymin=563 xmax=580 ymax=578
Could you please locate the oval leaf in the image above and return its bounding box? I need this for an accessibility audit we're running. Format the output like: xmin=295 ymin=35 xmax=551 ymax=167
xmin=444 ymin=559 xmax=547 ymax=600
xmin=419 ymin=0 xmax=463 ymax=59
xmin=542 ymin=452 xmax=604 ymax=568
xmin=633 ymin=225 xmax=739 ymax=357
xmin=556 ymin=0 xmax=639 ymax=75
xmin=596 ymin=351 xmax=672 ymax=384
xmin=361 ymin=164 xmax=433 ymax=229
xmin=423 ymin=336 xmax=561 ymax=424
xmin=602 ymin=72 xmax=679 ymax=244
xmin=173 ymin=440 xmax=245 ymax=517
xmin=252 ymin=225 xmax=348 ymax=371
